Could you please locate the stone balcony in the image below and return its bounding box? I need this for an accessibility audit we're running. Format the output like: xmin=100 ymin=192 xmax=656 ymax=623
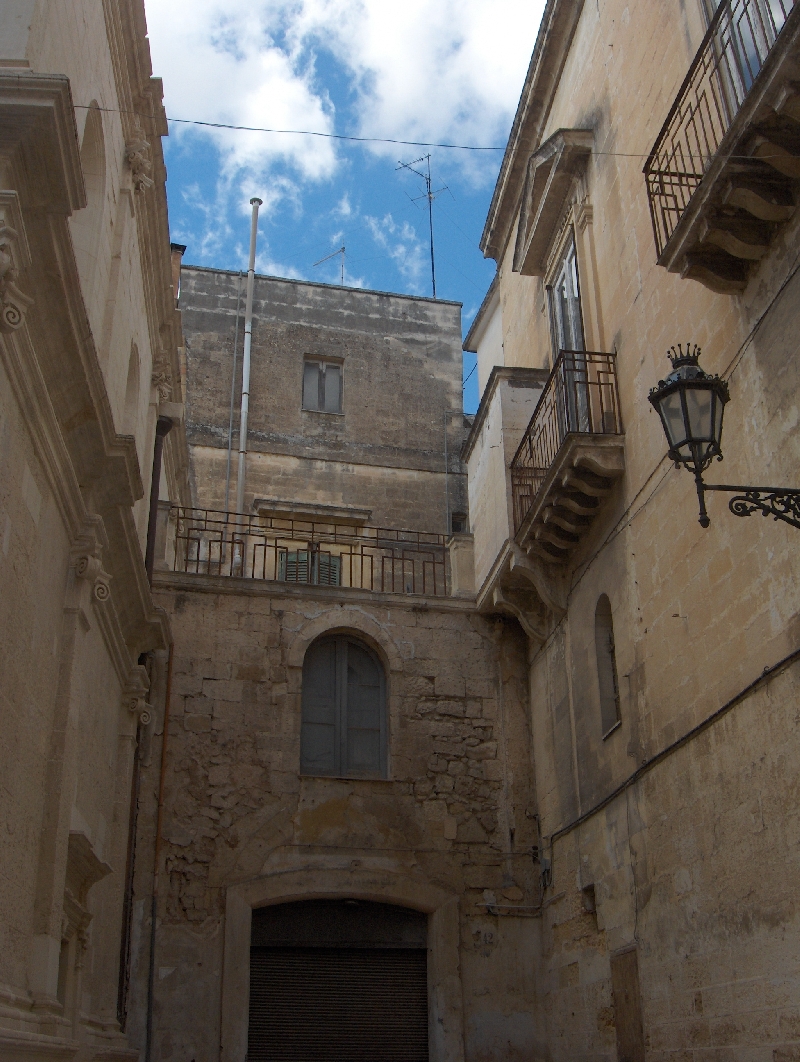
xmin=157 ymin=504 xmax=472 ymax=599
xmin=645 ymin=0 xmax=800 ymax=293
xmin=472 ymin=351 xmax=624 ymax=645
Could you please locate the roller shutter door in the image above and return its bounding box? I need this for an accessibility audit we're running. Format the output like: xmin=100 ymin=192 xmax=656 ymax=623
xmin=248 ymin=945 xmax=428 ymax=1062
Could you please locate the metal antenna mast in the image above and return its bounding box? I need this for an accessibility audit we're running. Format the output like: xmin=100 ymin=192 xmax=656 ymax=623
xmin=396 ymin=153 xmax=447 ymax=299
xmin=313 ymin=245 xmax=345 ymax=286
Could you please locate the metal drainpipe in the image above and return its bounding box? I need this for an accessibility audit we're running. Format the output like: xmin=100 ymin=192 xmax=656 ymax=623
xmin=224 ymin=271 xmax=244 ymax=513
xmin=144 ymin=642 xmax=174 ymax=1062
xmin=145 ymin=416 xmax=174 ymax=585
xmin=235 ymin=198 xmax=262 ymax=517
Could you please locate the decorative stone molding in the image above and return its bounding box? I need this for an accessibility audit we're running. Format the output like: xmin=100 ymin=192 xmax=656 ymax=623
xmin=151 ymin=348 xmax=173 ymax=402
xmin=0 ymin=191 xmax=33 ymax=334
xmin=125 ymin=127 xmax=154 ymax=193
xmin=122 ymin=664 xmax=151 ymax=725
xmin=512 ymin=128 xmax=594 ymax=276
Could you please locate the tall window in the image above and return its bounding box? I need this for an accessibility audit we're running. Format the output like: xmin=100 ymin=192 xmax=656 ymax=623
xmin=548 ymin=235 xmax=589 ymax=433
xmin=548 ymin=236 xmax=584 ymax=354
xmin=301 ymin=635 xmax=387 ymax=778
xmin=595 ymin=595 xmax=621 ymax=735
xmin=303 ymin=359 xmax=342 ymax=413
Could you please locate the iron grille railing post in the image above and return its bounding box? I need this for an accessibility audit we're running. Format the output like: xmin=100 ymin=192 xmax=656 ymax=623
xmin=510 ymin=350 xmax=622 ymax=532
xmin=644 ymin=0 xmax=795 ymax=255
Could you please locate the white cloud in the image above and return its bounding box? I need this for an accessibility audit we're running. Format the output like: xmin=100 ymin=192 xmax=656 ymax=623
xmin=364 ymin=213 xmax=426 ymax=290
xmin=144 ymin=0 xmax=546 ymax=192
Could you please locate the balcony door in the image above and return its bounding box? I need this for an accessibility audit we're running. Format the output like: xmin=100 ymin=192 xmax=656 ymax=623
xmin=548 ymin=236 xmax=589 ymax=434
xmin=708 ymin=0 xmax=791 ymax=106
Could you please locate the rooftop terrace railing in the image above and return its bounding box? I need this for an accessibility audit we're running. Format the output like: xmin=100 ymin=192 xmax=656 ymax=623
xmin=168 ymin=507 xmax=448 ymax=597
xmin=644 ymin=0 xmax=795 ymax=256
xmin=510 ymin=350 xmax=622 ymax=532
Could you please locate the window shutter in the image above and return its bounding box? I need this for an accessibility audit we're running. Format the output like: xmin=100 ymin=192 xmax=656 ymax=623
xmin=323 ymin=363 xmax=341 ymax=413
xmin=315 ymin=552 xmax=341 ymax=586
xmin=300 ymin=639 xmax=338 ymax=774
xmin=344 ymin=641 xmax=383 ymax=776
xmin=279 ymin=550 xmax=310 ymax=583
xmin=303 ymin=361 xmax=320 ymax=410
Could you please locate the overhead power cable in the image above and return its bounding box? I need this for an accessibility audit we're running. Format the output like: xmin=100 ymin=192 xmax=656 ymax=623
xmin=73 ymin=105 xmax=797 ymax=163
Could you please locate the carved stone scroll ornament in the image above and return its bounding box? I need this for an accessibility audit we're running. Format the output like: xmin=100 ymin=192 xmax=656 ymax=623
xmin=125 ymin=131 xmax=155 ymax=194
xmin=74 ymin=552 xmax=111 ymax=603
xmin=0 ymin=225 xmax=34 ymax=334
xmin=123 ymin=664 xmax=151 ymax=726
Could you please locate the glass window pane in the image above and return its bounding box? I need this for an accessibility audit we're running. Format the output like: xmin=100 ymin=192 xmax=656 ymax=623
xmin=659 ymin=391 xmax=686 ymax=449
xmin=548 ymin=237 xmax=584 ymax=355
xmin=324 ymin=364 xmax=341 ymax=413
xmin=303 ymin=361 xmax=320 ymax=410
xmin=685 ymin=387 xmax=713 ymax=440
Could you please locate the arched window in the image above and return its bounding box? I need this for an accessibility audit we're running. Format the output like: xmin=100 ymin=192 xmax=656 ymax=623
xmin=301 ymin=635 xmax=387 ymax=778
xmin=595 ymin=594 xmax=620 ymax=735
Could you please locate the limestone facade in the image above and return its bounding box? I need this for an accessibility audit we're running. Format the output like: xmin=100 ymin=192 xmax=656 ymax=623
xmin=0 ymin=1 xmax=187 ymax=1059
xmin=467 ymin=0 xmax=800 ymax=1057
xmin=177 ymin=267 xmax=469 ymax=533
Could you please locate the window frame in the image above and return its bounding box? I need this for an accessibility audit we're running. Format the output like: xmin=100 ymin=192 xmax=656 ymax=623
xmin=545 ymin=228 xmax=586 ymax=359
xmin=302 ymin=357 xmax=344 ymax=415
xmin=300 ymin=634 xmax=388 ymax=779
xmin=594 ymin=594 xmax=622 ymax=738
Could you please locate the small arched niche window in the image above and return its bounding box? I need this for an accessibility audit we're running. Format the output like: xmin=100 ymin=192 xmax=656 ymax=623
xmin=301 ymin=635 xmax=387 ymax=778
xmin=72 ymin=102 xmax=106 ymax=291
xmin=594 ymin=594 xmax=621 ymax=735
xmin=122 ymin=342 xmax=140 ymax=438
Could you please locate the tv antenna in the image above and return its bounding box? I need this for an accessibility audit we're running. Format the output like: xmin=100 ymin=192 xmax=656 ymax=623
xmin=313 ymin=244 xmax=345 ymax=286
xmin=396 ymin=153 xmax=447 ymax=299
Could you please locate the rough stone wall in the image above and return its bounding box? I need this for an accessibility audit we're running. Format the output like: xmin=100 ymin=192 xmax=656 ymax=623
xmin=128 ymin=576 xmax=539 ymax=1062
xmin=178 ymin=268 xmax=468 ymax=532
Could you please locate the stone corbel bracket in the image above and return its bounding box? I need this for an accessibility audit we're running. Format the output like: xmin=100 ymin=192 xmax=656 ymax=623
xmin=125 ymin=131 xmax=154 ymax=194
xmin=0 ymin=191 xmax=34 ymax=334
xmin=477 ymin=540 xmax=562 ymax=649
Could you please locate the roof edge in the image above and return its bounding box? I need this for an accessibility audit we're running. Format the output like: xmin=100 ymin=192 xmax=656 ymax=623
xmin=480 ymin=0 xmax=586 ymax=263
xmin=180 ymin=264 xmax=463 ymax=308
xmin=463 ymin=274 xmax=499 ymax=352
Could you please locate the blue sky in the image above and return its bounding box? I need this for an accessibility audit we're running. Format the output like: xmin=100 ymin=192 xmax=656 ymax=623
xmin=144 ymin=0 xmax=546 ymax=412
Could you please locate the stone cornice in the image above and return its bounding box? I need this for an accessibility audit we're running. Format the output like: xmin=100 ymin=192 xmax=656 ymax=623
xmin=153 ymin=570 xmax=479 ymax=613
xmin=480 ymin=0 xmax=586 ymax=263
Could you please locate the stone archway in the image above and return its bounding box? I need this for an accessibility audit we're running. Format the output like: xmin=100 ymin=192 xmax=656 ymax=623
xmin=220 ymin=859 xmax=464 ymax=1062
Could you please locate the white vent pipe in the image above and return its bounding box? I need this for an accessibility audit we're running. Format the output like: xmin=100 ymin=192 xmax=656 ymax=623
xmin=235 ymin=196 xmax=262 ymax=516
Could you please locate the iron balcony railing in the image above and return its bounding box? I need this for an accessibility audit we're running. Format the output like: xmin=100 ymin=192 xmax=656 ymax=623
xmin=168 ymin=507 xmax=448 ymax=597
xmin=510 ymin=350 xmax=622 ymax=532
xmin=644 ymin=0 xmax=795 ymax=256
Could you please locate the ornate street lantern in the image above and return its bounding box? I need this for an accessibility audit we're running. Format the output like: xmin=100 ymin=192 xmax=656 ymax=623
xmin=649 ymin=345 xmax=800 ymax=530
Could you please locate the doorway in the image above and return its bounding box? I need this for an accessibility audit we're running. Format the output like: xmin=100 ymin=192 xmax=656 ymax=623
xmin=248 ymin=899 xmax=428 ymax=1062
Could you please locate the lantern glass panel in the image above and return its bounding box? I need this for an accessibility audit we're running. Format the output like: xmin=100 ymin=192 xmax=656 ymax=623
xmin=713 ymin=392 xmax=724 ymax=446
xmin=685 ymin=385 xmax=714 ymax=441
xmin=658 ymin=390 xmax=686 ymax=450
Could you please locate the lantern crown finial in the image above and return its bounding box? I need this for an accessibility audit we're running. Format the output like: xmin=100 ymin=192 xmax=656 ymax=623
xmin=668 ymin=342 xmax=701 ymax=370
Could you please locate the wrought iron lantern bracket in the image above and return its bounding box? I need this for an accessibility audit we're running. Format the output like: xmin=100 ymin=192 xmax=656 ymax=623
xmin=650 ymin=344 xmax=800 ymax=530
xmin=702 ymin=484 xmax=800 ymax=530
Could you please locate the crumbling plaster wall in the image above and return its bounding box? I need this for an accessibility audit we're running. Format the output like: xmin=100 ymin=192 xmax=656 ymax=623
xmin=129 ymin=577 xmax=542 ymax=1062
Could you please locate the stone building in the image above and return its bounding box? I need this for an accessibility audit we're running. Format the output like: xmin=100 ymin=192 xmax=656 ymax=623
xmin=132 ymin=2 xmax=800 ymax=1061
xmin=464 ymin=0 xmax=800 ymax=1057
xmin=5 ymin=0 xmax=800 ymax=1060
xmin=127 ymin=273 xmax=547 ymax=1061
xmin=0 ymin=1 xmax=188 ymax=1059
